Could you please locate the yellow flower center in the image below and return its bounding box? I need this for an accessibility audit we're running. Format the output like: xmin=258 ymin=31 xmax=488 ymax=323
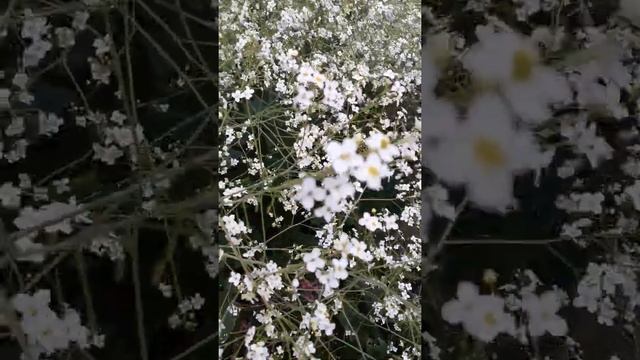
xmin=380 ymin=137 xmax=390 ymax=150
xmin=474 ymin=137 xmax=506 ymax=169
xmin=484 ymin=312 xmax=497 ymax=326
xmin=339 ymin=153 xmax=350 ymax=160
xmin=367 ymin=166 xmax=380 ymax=177
xmin=512 ymin=49 xmax=536 ymax=82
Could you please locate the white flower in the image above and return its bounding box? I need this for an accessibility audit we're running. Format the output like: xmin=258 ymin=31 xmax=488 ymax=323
xmin=315 ymin=268 xmax=341 ymax=290
xmin=354 ymin=153 xmax=392 ymax=190
xmin=191 ymin=294 xmax=205 ymax=310
xmin=110 ymin=111 xmax=126 ymax=125
xmin=522 ymin=291 xmax=568 ymax=337
xmin=296 ymin=63 xmax=318 ymax=84
xmin=61 ymin=310 xmax=89 ymax=347
xmin=221 ymin=215 xmax=249 ymax=245
xmin=21 ymin=13 xmax=49 ymax=40
xmin=325 ymin=138 xmax=363 ymax=174
xmin=246 ymin=341 xmax=269 ymax=360
xmin=229 ymin=272 xmax=242 ymax=286
xmin=322 ymin=175 xmax=355 ymax=204
xmin=89 ymin=58 xmax=111 ymax=84
xmin=54 ymin=27 xmax=75 ymax=48
xmin=426 ymin=184 xmax=456 ymax=220
xmin=462 ymin=28 xmax=570 ymax=123
xmin=92 ymin=143 xmax=123 ymax=165
xmin=294 ymin=177 xmax=319 ymax=210
xmin=34 ymin=313 xmax=69 ymax=354
xmin=23 ymin=39 xmax=52 ymax=67
xmin=303 ymin=248 xmax=325 ymax=272
xmin=561 ymin=119 xmax=613 ymax=168
xmin=93 ymin=35 xmax=111 ymax=57
xmin=573 ymin=60 xmax=628 ymax=118
xmin=382 ymin=214 xmax=399 ymax=230
xmin=0 ymin=182 xmax=21 ymax=208
xmin=365 ymin=132 xmax=399 ymax=162
xmin=5 ymin=117 xmax=25 ymax=137
xmin=463 ymin=295 xmax=516 ymax=342
xmin=311 ymin=72 xmax=327 ymax=88
xmin=12 ymin=290 xmax=51 ymax=318
xmin=330 ymin=256 xmax=349 ymax=280
xmin=158 ymin=283 xmax=173 ymax=298
xmin=105 ymin=126 xmax=135 ymax=147
xmin=294 ymin=86 xmax=315 ymax=110
xmin=12 ymin=73 xmax=28 ymax=89
xmin=321 ymin=80 xmax=344 ymax=110
xmin=441 ymin=282 xmax=480 ymax=324
xmin=347 ymin=239 xmax=373 ymax=262
xmin=358 ymin=212 xmax=382 ymax=232
xmin=332 ymin=233 xmax=350 ymax=254
xmin=72 ymin=11 xmax=90 ymax=30
xmin=231 ymin=86 xmax=254 ymax=102
xmin=442 ymin=282 xmax=516 ymax=342
xmin=571 ymin=192 xmax=605 ymax=214
xmin=425 ymin=94 xmax=549 ymax=212
xmin=307 ymin=302 xmax=335 ymax=336
xmin=293 ymin=336 xmax=317 ymax=358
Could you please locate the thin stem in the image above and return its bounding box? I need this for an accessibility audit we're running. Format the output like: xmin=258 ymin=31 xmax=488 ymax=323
xmin=129 ymin=226 xmax=149 ymax=360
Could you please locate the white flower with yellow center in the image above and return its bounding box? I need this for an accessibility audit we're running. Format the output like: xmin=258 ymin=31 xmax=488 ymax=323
xmin=355 ymin=154 xmax=391 ymax=190
xmin=325 ymin=138 xmax=363 ymax=174
xmin=462 ymin=28 xmax=571 ymax=124
xmin=442 ymin=282 xmax=516 ymax=342
xmin=463 ymin=294 xmax=516 ymax=342
xmin=365 ymin=132 xmax=399 ymax=162
xmin=425 ymin=94 xmax=549 ymax=212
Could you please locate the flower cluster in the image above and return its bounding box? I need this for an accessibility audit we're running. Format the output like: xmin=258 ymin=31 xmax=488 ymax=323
xmin=12 ymin=290 xmax=102 ymax=359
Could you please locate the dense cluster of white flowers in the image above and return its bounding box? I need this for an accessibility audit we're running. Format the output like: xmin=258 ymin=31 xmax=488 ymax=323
xmin=220 ymin=0 xmax=420 ymax=358
xmin=12 ymin=290 xmax=103 ymax=359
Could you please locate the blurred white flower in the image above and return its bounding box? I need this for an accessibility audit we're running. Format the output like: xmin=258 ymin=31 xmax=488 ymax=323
xmin=462 ymin=28 xmax=570 ymax=123
xmin=522 ymin=291 xmax=568 ymax=337
xmin=325 ymin=138 xmax=363 ymax=174
xmin=294 ymin=86 xmax=315 ymax=110
xmin=303 ymin=248 xmax=325 ymax=272
xmin=425 ymin=94 xmax=549 ymax=212
xmin=365 ymin=132 xmax=398 ymax=162
xmin=355 ymin=153 xmax=391 ymax=190
xmin=442 ymin=282 xmax=516 ymax=342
